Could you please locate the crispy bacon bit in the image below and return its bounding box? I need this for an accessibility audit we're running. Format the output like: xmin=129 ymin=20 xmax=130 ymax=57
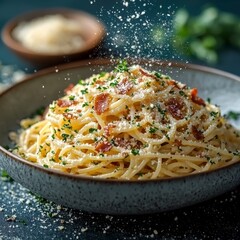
xmin=115 ymin=138 xmax=142 ymax=149
xmin=115 ymin=138 xmax=127 ymax=148
xmin=168 ymin=80 xmax=179 ymax=88
xmin=57 ymin=99 xmax=72 ymax=108
xmin=174 ymin=139 xmax=182 ymax=147
xmin=94 ymin=93 xmax=111 ymax=115
xmin=165 ymin=97 xmax=186 ymax=120
xmin=63 ymin=113 xmax=75 ymax=120
xmin=190 ymin=88 xmax=205 ymax=106
xmin=116 ymin=78 xmax=133 ymax=95
xmin=64 ymin=83 xmax=74 ymax=94
xmin=168 ymin=80 xmax=186 ymax=89
xmin=139 ymin=68 xmax=156 ymax=79
xmin=95 ymin=141 xmax=112 ymax=153
xmin=104 ymin=124 xmax=116 ymax=137
xmin=57 ymin=99 xmax=78 ymax=108
xmin=95 ymin=80 xmax=104 ymax=85
xmin=192 ymin=125 xmax=204 ymax=140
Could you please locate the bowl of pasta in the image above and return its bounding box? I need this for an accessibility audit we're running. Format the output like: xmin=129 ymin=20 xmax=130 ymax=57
xmin=0 ymin=58 xmax=240 ymax=214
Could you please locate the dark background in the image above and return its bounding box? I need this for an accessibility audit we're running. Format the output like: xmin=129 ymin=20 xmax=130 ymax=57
xmin=0 ymin=0 xmax=240 ymax=239
xmin=1 ymin=0 xmax=240 ymax=75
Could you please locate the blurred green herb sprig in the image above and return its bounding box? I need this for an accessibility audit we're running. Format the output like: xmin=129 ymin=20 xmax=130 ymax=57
xmin=1 ymin=169 xmax=14 ymax=182
xmin=173 ymin=7 xmax=240 ymax=64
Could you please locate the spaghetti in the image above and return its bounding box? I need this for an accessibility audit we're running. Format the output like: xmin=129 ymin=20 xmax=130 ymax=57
xmin=13 ymin=61 xmax=240 ymax=179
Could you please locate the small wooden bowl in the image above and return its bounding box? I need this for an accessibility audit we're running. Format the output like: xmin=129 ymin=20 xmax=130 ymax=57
xmin=1 ymin=8 xmax=106 ymax=67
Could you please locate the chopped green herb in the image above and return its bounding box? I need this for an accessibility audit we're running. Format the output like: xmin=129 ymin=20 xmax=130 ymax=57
xmin=78 ymin=79 xmax=87 ymax=85
xmin=225 ymin=111 xmax=240 ymax=121
xmin=1 ymin=169 xmax=14 ymax=182
xmin=81 ymin=89 xmax=88 ymax=95
xmin=145 ymin=82 xmax=151 ymax=87
xmin=3 ymin=145 xmax=10 ymax=150
xmin=110 ymin=81 xmax=118 ymax=87
xmin=43 ymin=164 xmax=49 ymax=168
xmin=82 ymin=102 xmax=89 ymax=107
xmin=89 ymin=128 xmax=98 ymax=133
xmin=156 ymin=104 xmax=166 ymax=116
xmin=114 ymin=60 xmax=129 ymax=72
xmin=30 ymin=192 xmax=48 ymax=204
xmin=210 ymin=111 xmax=219 ymax=118
xmin=206 ymin=156 xmax=215 ymax=164
xmin=179 ymin=90 xmax=187 ymax=97
xmin=18 ymin=219 xmax=27 ymax=225
xmin=63 ymin=123 xmax=72 ymax=129
xmin=69 ymin=95 xmax=75 ymax=101
xmin=154 ymin=72 xmax=163 ymax=78
xmin=64 ymin=108 xmax=72 ymax=112
xmin=165 ymin=134 xmax=170 ymax=140
xmin=131 ymin=149 xmax=140 ymax=155
xmin=233 ymin=151 xmax=240 ymax=156
xmin=47 ymin=212 xmax=54 ymax=218
xmin=61 ymin=133 xmax=70 ymax=142
xmin=149 ymin=127 xmax=158 ymax=134
xmin=99 ymin=72 xmax=107 ymax=78
xmin=96 ymin=86 xmax=108 ymax=91
xmin=161 ymin=81 xmax=165 ymax=87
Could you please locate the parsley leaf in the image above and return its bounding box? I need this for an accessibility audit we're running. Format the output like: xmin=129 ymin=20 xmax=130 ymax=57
xmin=225 ymin=111 xmax=240 ymax=121
xmin=1 ymin=169 xmax=14 ymax=182
xmin=115 ymin=60 xmax=129 ymax=72
xmin=81 ymin=89 xmax=88 ymax=95
xmin=89 ymin=128 xmax=98 ymax=133
xmin=131 ymin=149 xmax=140 ymax=155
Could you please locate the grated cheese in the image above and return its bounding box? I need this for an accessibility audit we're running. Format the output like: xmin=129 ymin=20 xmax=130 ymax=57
xmin=13 ymin=14 xmax=84 ymax=54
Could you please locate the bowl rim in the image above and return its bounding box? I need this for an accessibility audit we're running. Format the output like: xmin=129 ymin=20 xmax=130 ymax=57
xmin=0 ymin=58 xmax=240 ymax=184
xmin=1 ymin=7 xmax=106 ymax=57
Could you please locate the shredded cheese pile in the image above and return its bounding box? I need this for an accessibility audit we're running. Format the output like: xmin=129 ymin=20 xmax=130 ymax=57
xmin=13 ymin=14 xmax=84 ymax=54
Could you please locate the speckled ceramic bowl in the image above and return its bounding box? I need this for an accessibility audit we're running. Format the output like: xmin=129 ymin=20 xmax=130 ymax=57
xmin=0 ymin=59 xmax=240 ymax=215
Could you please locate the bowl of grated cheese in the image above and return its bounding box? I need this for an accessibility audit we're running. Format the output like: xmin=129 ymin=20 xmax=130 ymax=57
xmin=1 ymin=8 xmax=106 ymax=66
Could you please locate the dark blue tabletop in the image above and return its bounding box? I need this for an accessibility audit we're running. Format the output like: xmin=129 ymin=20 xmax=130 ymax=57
xmin=0 ymin=0 xmax=240 ymax=239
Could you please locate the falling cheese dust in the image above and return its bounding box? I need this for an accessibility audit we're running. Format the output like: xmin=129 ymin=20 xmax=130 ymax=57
xmin=0 ymin=174 xmax=239 ymax=239
xmin=95 ymin=0 xmax=184 ymax=65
